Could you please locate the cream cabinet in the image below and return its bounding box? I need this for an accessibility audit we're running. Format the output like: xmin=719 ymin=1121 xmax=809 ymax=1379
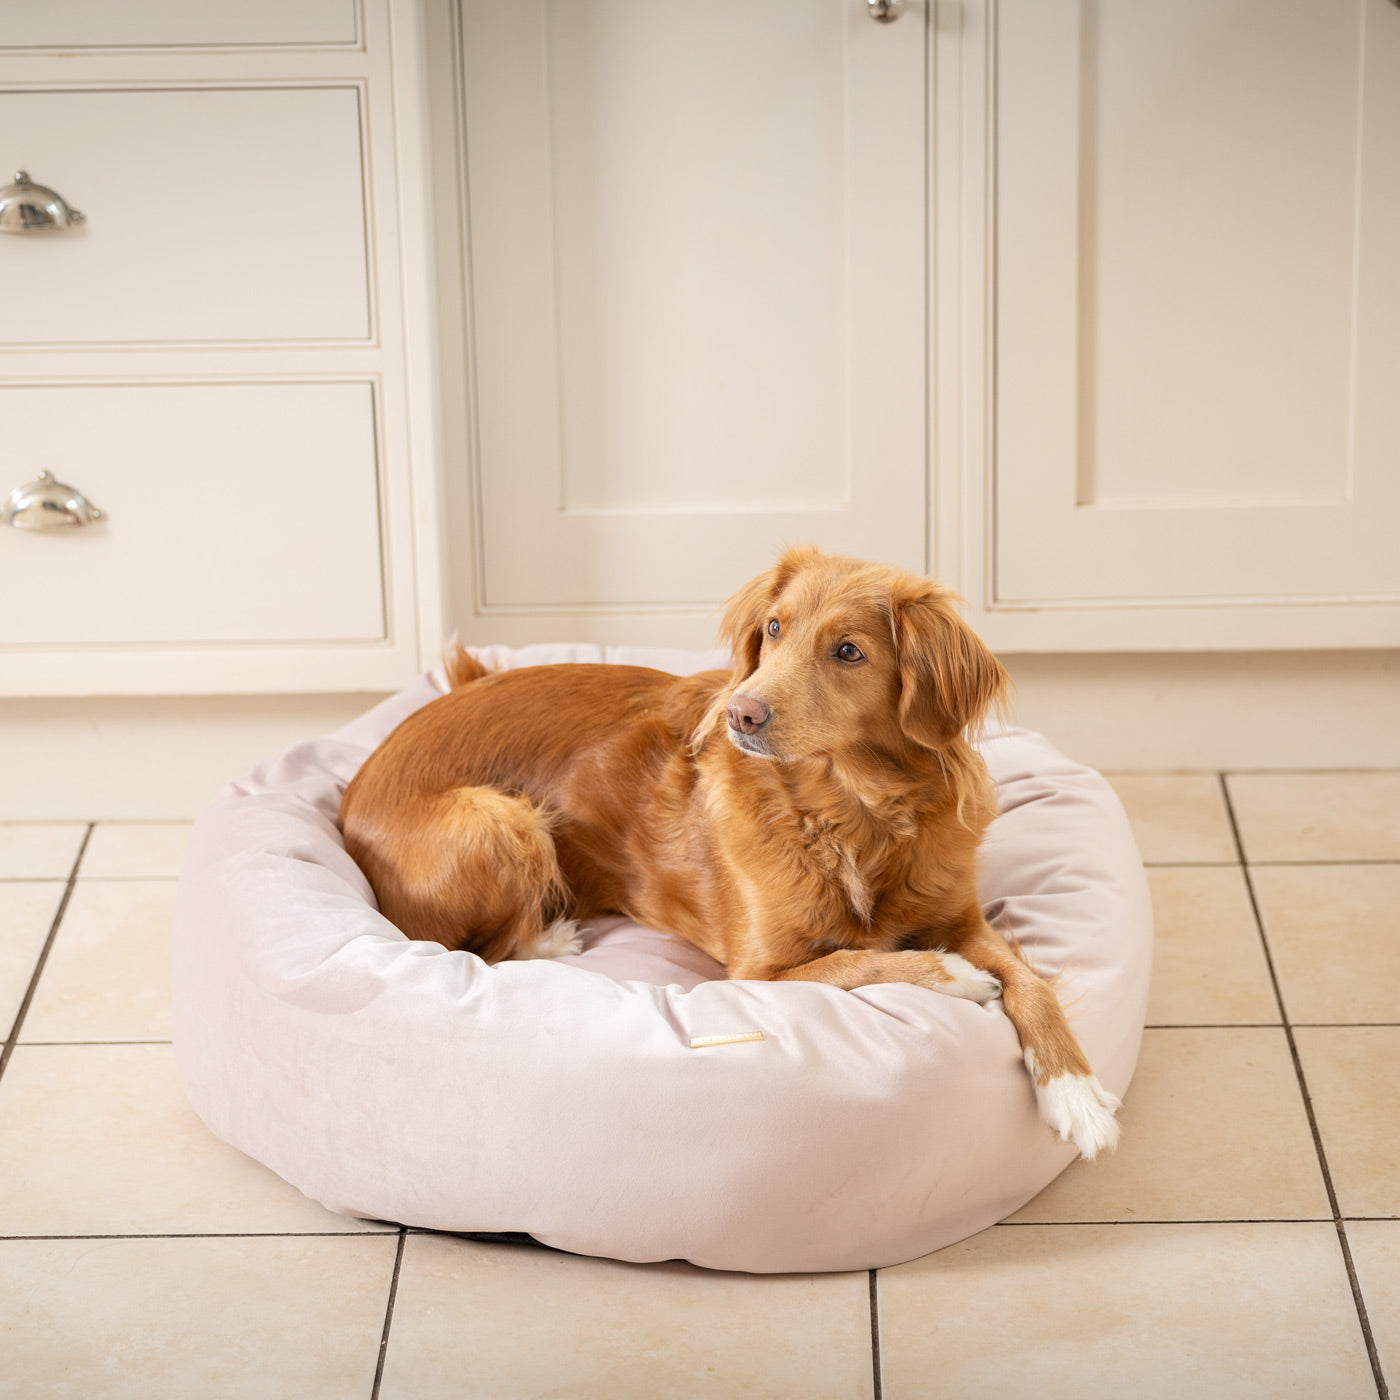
xmin=10 ymin=0 xmax=1393 ymax=691
xmin=0 ymin=0 xmax=444 ymax=695
xmin=0 ymin=2 xmax=359 ymax=50
xmin=936 ymin=0 xmax=1400 ymax=651
xmin=444 ymin=0 xmax=1400 ymax=654
xmin=455 ymin=0 xmax=928 ymax=620
xmin=0 ymin=87 xmax=372 ymax=345
xmin=1 ymin=383 xmax=385 ymax=645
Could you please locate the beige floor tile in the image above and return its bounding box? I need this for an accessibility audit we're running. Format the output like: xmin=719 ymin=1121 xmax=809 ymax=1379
xmin=1010 ymin=1028 xmax=1329 ymax=1223
xmin=1104 ymin=773 xmax=1238 ymax=864
xmin=877 ymin=1222 xmax=1374 ymax=1400
xmin=1145 ymin=866 xmax=1278 ymax=1025
xmin=0 ymin=1234 xmax=396 ymax=1400
xmin=0 ymin=1044 xmax=393 ymax=1236
xmin=1345 ymin=1221 xmax=1400 ymax=1391
xmin=21 ymin=880 xmax=175 ymax=1042
xmin=1226 ymin=772 xmax=1400 ymax=863
xmin=380 ymin=1233 xmax=874 ymax=1400
xmin=0 ymin=822 xmax=87 ymax=880
xmin=0 ymin=883 xmax=63 ymax=1037
xmin=80 ymin=821 xmax=193 ymax=878
xmin=1252 ymin=864 xmax=1400 ymax=1024
xmin=1294 ymin=1027 xmax=1400 ymax=1219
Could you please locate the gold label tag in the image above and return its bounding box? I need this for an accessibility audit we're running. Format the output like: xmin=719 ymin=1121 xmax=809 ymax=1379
xmin=688 ymin=1031 xmax=764 ymax=1050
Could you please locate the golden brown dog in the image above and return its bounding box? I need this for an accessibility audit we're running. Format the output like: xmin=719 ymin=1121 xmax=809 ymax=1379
xmin=340 ymin=547 xmax=1121 ymax=1157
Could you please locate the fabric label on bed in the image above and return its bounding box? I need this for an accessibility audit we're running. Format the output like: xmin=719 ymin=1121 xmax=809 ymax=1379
xmin=688 ymin=1031 xmax=765 ymax=1050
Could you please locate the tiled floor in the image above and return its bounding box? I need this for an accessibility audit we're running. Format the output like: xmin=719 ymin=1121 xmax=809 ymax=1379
xmin=1 ymin=778 xmax=1396 ymax=1399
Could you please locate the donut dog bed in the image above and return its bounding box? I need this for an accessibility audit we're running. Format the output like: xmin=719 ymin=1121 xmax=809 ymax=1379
xmin=172 ymin=644 xmax=1152 ymax=1273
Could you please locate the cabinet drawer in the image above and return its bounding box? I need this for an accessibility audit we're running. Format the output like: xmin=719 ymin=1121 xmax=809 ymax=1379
xmin=0 ymin=87 xmax=370 ymax=345
xmin=0 ymin=1 xmax=357 ymax=50
xmin=0 ymin=382 xmax=385 ymax=646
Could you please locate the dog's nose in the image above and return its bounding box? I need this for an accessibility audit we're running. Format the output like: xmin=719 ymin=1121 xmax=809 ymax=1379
xmin=727 ymin=693 xmax=771 ymax=735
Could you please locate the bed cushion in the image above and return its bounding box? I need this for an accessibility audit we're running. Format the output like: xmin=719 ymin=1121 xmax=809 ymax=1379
xmin=171 ymin=644 xmax=1152 ymax=1274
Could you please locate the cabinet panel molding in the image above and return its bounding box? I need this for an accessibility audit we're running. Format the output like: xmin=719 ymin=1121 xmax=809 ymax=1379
xmin=460 ymin=0 xmax=929 ymax=611
xmin=0 ymin=380 xmax=385 ymax=647
xmin=931 ymin=0 xmax=1400 ymax=650
xmin=0 ymin=85 xmax=372 ymax=347
xmin=0 ymin=0 xmax=446 ymax=694
xmin=993 ymin=0 xmax=1400 ymax=611
xmin=0 ymin=1 xmax=360 ymax=52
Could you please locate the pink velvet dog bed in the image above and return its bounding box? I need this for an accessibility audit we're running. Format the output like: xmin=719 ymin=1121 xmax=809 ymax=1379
xmin=172 ymin=644 xmax=1152 ymax=1273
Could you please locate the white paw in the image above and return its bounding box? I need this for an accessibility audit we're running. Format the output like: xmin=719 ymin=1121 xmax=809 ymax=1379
xmin=526 ymin=918 xmax=585 ymax=959
xmin=1027 ymin=1054 xmax=1123 ymax=1160
xmin=934 ymin=952 xmax=1003 ymax=1005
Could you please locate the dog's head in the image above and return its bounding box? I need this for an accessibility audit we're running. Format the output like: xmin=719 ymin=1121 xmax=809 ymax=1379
xmin=716 ymin=546 xmax=1007 ymax=766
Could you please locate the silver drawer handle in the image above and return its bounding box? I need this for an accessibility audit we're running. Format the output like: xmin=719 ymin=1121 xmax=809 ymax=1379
xmin=867 ymin=0 xmax=904 ymax=20
xmin=2 ymin=471 xmax=106 ymax=530
xmin=0 ymin=171 xmax=86 ymax=233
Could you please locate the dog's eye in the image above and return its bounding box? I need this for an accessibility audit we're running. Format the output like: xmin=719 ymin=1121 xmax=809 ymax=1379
xmin=766 ymin=619 xmax=780 ymax=638
xmin=835 ymin=642 xmax=865 ymax=664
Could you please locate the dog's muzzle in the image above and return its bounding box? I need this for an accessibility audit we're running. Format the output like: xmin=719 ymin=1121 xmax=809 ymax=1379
xmin=726 ymin=693 xmax=778 ymax=756
xmin=726 ymin=692 xmax=770 ymax=735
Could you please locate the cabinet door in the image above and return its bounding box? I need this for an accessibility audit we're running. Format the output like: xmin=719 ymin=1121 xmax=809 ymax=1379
xmin=988 ymin=0 xmax=1400 ymax=648
xmin=460 ymin=0 xmax=927 ymax=610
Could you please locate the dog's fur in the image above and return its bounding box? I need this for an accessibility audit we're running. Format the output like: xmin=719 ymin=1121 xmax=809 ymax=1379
xmin=339 ymin=548 xmax=1121 ymax=1157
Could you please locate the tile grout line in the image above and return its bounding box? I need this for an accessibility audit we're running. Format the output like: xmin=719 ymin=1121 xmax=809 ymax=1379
xmin=0 ymin=1231 xmax=404 ymax=1241
xmin=371 ymin=1228 xmax=408 ymax=1400
xmin=1289 ymin=1022 xmax=1400 ymax=1030
xmin=0 ymin=874 xmax=182 ymax=883
xmin=998 ymin=1216 xmax=1339 ymax=1227
xmin=1244 ymin=858 xmax=1400 ymax=868
xmin=868 ymin=1268 xmax=883 ymax=1400
xmin=1108 ymin=766 xmax=1399 ymax=777
xmin=1218 ymin=775 xmax=1390 ymax=1400
xmin=1207 ymin=766 xmax=1399 ymax=776
xmin=1143 ymin=1023 xmax=1295 ymax=1037
xmin=6 ymin=1217 xmax=1394 ymax=1244
xmin=1146 ymin=1023 xmax=1400 ymax=1031
xmin=1143 ymin=859 xmax=1400 ymax=869
xmin=22 ymin=1041 xmax=174 ymax=1047
xmin=0 ymin=824 xmax=94 ymax=1084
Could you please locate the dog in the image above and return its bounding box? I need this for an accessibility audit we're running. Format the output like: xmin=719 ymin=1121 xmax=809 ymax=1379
xmin=339 ymin=547 xmax=1121 ymax=1158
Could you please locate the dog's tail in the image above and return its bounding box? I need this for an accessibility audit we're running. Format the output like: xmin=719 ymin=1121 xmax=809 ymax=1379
xmin=442 ymin=635 xmax=490 ymax=690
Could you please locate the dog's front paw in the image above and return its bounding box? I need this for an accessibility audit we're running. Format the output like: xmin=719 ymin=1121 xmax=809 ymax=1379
xmin=1028 ymin=1057 xmax=1123 ymax=1160
xmin=934 ymin=952 xmax=1003 ymax=1005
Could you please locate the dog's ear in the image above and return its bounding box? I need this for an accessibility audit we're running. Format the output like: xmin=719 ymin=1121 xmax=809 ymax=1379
xmin=718 ymin=545 xmax=820 ymax=678
xmin=892 ymin=585 xmax=1007 ymax=749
